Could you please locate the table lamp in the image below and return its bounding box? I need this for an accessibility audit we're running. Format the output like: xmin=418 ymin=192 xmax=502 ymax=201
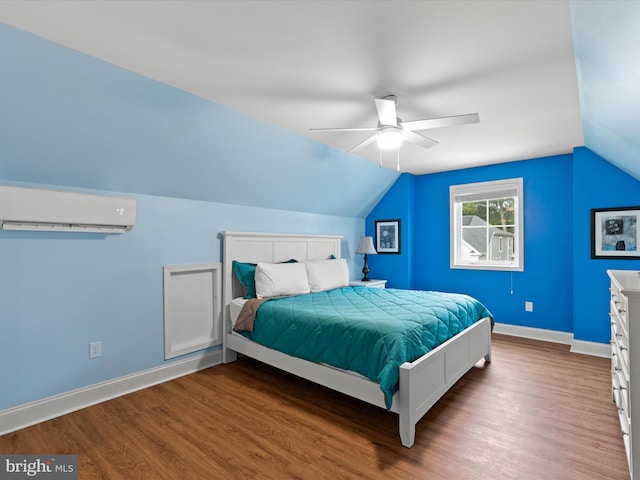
xmin=356 ymin=236 xmax=377 ymax=281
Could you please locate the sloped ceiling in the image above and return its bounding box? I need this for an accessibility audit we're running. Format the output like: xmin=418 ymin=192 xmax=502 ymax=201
xmin=571 ymin=1 xmax=640 ymax=182
xmin=0 ymin=22 xmax=399 ymax=218
xmin=0 ymin=1 xmax=637 ymax=218
xmin=0 ymin=0 xmax=584 ymax=176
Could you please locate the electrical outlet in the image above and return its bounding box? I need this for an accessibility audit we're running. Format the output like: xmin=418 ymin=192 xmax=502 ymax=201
xmin=525 ymin=301 xmax=534 ymax=312
xmin=89 ymin=341 xmax=102 ymax=359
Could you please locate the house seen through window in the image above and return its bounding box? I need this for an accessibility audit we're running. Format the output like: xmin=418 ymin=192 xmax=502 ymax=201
xmin=450 ymin=178 xmax=523 ymax=271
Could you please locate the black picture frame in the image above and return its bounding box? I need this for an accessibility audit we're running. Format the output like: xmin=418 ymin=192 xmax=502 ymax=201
xmin=591 ymin=206 xmax=640 ymax=259
xmin=375 ymin=219 xmax=401 ymax=254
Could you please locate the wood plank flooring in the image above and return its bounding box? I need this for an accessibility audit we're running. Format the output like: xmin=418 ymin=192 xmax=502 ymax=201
xmin=0 ymin=334 xmax=630 ymax=479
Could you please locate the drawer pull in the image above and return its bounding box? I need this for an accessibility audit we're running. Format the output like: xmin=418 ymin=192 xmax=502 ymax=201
xmin=618 ymin=309 xmax=626 ymax=314
xmin=620 ymin=346 xmax=628 ymax=351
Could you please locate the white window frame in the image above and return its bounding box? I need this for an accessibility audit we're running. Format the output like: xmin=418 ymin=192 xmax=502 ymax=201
xmin=450 ymin=178 xmax=524 ymax=271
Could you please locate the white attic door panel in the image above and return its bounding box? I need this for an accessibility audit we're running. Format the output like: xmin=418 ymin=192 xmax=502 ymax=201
xmin=163 ymin=263 xmax=221 ymax=360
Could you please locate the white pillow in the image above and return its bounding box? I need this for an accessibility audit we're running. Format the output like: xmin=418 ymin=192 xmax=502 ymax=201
xmin=305 ymin=258 xmax=349 ymax=293
xmin=254 ymin=262 xmax=310 ymax=298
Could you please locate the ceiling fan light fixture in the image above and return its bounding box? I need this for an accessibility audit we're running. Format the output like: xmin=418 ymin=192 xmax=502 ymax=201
xmin=377 ymin=127 xmax=403 ymax=150
xmin=311 ymin=95 xmax=477 ymax=156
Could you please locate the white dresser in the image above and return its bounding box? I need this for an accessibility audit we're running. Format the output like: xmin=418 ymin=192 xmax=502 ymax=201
xmin=608 ymin=269 xmax=640 ymax=479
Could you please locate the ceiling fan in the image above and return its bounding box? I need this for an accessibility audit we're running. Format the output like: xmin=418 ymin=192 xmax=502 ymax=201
xmin=310 ymin=94 xmax=480 ymax=154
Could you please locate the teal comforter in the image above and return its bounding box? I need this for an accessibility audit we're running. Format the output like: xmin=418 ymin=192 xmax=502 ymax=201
xmin=244 ymin=286 xmax=492 ymax=409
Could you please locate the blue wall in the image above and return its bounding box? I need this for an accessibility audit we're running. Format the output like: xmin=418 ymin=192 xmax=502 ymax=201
xmin=367 ymin=149 xmax=640 ymax=344
xmin=0 ymin=184 xmax=365 ymax=411
xmin=364 ymin=174 xmax=415 ymax=289
xmin=0 ymin=23 xmax=395 ymax=412
xmin=572 ymin=147 xmax=640 ymax=343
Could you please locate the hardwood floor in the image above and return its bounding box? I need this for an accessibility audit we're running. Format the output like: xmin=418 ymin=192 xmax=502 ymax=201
xmin=0 ymin=334 xmax=630 ymax=479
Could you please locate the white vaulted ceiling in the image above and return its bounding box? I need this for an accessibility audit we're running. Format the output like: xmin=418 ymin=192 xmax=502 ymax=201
xmin=0 ymin=0 xmax=586 ymax=175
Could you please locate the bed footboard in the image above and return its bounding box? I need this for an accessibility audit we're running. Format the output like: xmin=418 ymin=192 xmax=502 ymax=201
xmin=224 ymin=315 xmax=492 ymax=448
xmin=221 ymin=231 xmax=493 ymax=448
xmin=397 ymin=316 xmax=492 ymax=447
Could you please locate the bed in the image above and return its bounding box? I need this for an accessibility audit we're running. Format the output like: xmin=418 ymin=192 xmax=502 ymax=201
xmin=221 ymin=231 xmax=493 ymax=448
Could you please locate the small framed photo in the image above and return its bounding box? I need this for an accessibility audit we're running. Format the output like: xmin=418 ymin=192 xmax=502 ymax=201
xmin=375 ymin=219 xmax=401 ymax=254
xmin=591 ymin=207 xmax=640 ymax=259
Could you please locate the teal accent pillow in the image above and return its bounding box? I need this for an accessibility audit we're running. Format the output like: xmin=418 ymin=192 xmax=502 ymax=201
xmin=232 ymin=261 xmax=257 ymax=299
xmin=232 ymin=259 xmax=298 ymax=299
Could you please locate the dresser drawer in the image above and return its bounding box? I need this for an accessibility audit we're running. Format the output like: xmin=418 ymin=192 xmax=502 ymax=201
xmin=612 ymin=342 xmax=629 ymax=383
xmin=612 ymin=362 xmax=630 ymax=415
xmin=614 ymin=402 xmax=631 ymax=459
xmin=611 ymin=290 xmax=629 ymax=326
xmin=611 ymin=321 xmax=630 ymax=372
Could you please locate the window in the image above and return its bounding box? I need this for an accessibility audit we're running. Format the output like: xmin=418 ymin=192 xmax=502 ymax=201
xmin=450 ymin=178 xmax=523 ymax=271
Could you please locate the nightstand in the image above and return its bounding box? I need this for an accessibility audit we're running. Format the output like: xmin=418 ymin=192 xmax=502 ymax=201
xmin=349 ymin=279 xmax=387 ymax=289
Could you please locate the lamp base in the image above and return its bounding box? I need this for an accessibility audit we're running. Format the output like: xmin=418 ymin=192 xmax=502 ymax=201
xmin=361 ymin=253 xmax=371 ymax=282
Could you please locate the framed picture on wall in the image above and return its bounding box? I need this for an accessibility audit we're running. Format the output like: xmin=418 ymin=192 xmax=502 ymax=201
xmin=591 ymin=206 xmax=640 ymax=259
xmin=375 ymin=219 xmax=401 ymax=254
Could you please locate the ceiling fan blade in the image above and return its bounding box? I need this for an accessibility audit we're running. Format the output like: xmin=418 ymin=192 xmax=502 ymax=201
xmin=309 ymin=127 xmax=378 ymax=132
xmin=402 ymin=130 xmax=439 ymax=150
xmin=375 ymin=98 xmax=398 ymax=127
xmin=401 ymin=113 xmax=480 ymax=131
xmin=349 ymin=135 xmax=377 ymax=153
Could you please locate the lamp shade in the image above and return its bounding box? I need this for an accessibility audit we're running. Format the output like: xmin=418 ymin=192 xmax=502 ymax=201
xmin=356 ymin=236 xmax=377 ymax=255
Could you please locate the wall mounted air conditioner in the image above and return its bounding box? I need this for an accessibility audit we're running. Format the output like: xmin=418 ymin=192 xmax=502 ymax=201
xmin=0 ymin=185 xmax=136 ymax=233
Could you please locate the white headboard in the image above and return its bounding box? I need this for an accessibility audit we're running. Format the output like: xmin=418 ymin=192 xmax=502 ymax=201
xmin=221 ymin=231 xmax=343 ymax=306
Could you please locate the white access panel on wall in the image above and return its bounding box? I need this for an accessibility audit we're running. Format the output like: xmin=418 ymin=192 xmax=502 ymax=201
xmin=163 ymin=263 xmax=221 ymax=360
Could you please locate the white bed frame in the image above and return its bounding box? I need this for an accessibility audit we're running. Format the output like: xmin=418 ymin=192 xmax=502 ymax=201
xmin=221 ymin=231 xmax=492 ymax=448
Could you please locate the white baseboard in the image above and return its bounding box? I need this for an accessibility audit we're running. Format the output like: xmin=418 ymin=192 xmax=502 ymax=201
xmin=493 ymin=322 xmax=610 ymax=358
xmin=0 ymin=349 xmax=222 ymax=437
xmin=493 ymin=322 xmax=574 ymax=344
xmin=570 ymin=340 xmax=611 ymax=358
